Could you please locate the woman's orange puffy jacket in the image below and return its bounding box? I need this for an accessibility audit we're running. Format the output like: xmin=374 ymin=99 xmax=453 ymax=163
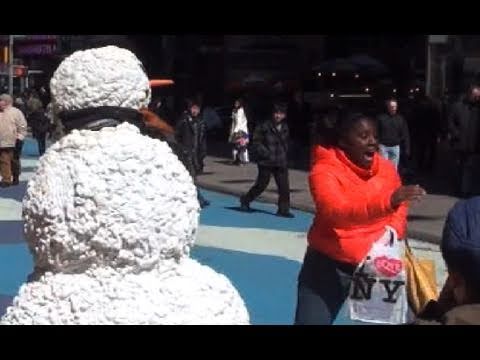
xmin=308 ymin=145 xmax=408 ymax=265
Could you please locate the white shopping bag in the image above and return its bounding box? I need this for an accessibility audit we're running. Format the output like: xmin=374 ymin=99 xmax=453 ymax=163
xmin=348 ymin=226 xmax=408 ymax=324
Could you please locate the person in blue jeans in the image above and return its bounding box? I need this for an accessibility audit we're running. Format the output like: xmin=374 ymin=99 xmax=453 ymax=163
xmin=377 ymin=98 xmax=410 ymax=170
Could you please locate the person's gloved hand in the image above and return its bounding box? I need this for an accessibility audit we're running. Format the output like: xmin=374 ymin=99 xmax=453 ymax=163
xmin=139 ymin=108 xmax=174 ymax=136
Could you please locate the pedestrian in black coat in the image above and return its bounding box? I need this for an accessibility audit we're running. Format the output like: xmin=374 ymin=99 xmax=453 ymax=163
xmin=240 ymin=103 xmax=294 ymax=218
xmin=28 ymin=111 xmax=50 ymax=156
xmin=175 ymin=99 xmax=210 ymax=208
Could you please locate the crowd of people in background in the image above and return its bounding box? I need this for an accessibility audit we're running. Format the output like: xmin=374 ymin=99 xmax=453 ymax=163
xmin=2 ymin=81 xmax=479 ymax=199
xmin=129 ymin=79 xmax=480 ymax=215
xmin=0 ymin=88 xmax=61 ymax=187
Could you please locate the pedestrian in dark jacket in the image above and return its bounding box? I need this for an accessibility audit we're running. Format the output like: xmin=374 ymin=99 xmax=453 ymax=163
xmin=448 ymin=84 xmax=480 ymax=197
xmin=377 ymin=98 xmax=410 ymax=170
xmin=175 ymin=99 xmax=209 ymax=208
xmin=411 ymin=94 xmax=441 ymax=172
xmin=415 ymin=197 xmax=480 ymax=325
xmin=175 ymin=99 xmax=207 ymax=174
xmin=240 ymin=103 xmax=294 ymax=218
xmin=28 ymin=110 xmax=50 ymax=156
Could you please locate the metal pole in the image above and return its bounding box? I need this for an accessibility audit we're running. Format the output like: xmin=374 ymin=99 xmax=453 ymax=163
xmin=8 ymin=35 xmax=13 ymax=96
xmin=426 ymin=39 xmax=432 ymax=97
xmin=441 ymin=56 xmax=446 ymax=95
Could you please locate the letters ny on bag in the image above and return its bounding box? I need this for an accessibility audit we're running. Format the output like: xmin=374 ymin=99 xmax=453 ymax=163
xmin=350 ymin=256 xmax=406 ymax=304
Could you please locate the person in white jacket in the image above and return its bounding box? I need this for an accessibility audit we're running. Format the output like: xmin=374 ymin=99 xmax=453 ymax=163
xmin=229 ymin=98 xmax=249 ymax=165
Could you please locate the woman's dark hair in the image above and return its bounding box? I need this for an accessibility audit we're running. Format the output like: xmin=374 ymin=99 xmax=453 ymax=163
xmin=335 ymin=111 xmax=376 ymax=145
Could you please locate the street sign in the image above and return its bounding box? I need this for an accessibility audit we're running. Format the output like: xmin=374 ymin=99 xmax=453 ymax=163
xmin=16 ymin=43 xmax=57 ymax=56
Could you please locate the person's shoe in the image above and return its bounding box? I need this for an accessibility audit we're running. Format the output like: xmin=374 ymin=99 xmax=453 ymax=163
xmin=0 ymin=181 xmax=12 ymax=188
xmin=239 ymin=196 xmax=251 ymax=212
xmin=12 ymin=178 xmax=19 ymax=186
xmin=276 ymin=211 xmax=295 ymax=218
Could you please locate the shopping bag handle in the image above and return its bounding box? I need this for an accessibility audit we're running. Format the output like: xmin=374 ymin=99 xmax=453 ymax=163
xmin=385 ymin=226 xmax=398 ymax=247
xmin=404 ymin=238 xmax=414 ymax=255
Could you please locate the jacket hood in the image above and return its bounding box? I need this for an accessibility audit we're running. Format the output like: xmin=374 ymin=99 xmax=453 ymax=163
xmin=311 ymin=145 xmax=379 ymax=180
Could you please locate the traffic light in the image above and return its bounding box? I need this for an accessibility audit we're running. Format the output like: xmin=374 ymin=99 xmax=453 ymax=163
xmin=3 ymin=46 xmax=8 ymax=64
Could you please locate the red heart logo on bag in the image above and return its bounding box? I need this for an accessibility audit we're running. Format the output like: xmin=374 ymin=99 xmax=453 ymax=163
xmin=373 ymin=256 xmax=403 ymax=277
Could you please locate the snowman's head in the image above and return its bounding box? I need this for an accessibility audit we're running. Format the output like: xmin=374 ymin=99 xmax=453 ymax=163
xmin=23 ymin=47 xmax=199 ymax=275
xmin=50 ymin=46 xmax=151 ymax=113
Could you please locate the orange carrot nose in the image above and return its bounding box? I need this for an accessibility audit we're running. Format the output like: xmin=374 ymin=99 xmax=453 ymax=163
xmin=149 ymin=79 xmax=174 ymax=87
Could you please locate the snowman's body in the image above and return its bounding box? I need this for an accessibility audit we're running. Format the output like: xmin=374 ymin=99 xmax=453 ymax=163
xmin=2 ymin=261 xmax=248 ymax=325
xmin=0 ymin=47 xmax=249 ymax=325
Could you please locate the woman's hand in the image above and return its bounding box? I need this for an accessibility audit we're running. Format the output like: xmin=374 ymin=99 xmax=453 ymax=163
xmin=391 ymin=185 xmax=426 ymax=209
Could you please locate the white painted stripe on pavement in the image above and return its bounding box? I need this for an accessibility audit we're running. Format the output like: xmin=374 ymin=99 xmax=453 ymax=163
xmin=196 ymin=225 xmax=448 ymax=288
xmin=0 ymin=200 xmax=22 ymax=220
xmin=196 ymin=225 xmax=307 ymax=262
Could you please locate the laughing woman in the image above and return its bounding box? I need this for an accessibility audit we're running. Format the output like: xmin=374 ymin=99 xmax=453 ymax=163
xmin=295 ymin=112 xmax=426 ymax=325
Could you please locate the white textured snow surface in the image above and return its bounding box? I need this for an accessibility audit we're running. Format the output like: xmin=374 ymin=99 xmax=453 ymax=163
xmin=50 ymin=46 xmax=151 ymax=112
xmin=2 ymin=260 xmax=249 ymax=325
xmin=1 ymin=124 xmax=249 ymax=325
